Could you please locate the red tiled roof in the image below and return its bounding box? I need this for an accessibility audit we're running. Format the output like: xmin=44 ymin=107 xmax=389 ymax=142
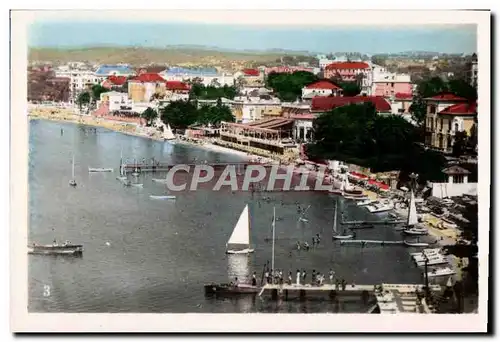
xmin=350 ymin=171 xmax=369 ymax=179
xmin=311 ymin=96 xmax=391 ymax=112
xmin=131 ymin=73 xmax=165 ymax=83
xmin=325 ymin=62 xmax=370 ymax=70
xmin=107 ymin=75 xmax=127 ymax=86
xmin=425 ymin=92 xmax=467 ymax=102
xmin=439 ymin=102 xmax=477 ymax=115
xmin=166 ymin=81 xmax=190 ymax=91
xmin=242 ymin=68 xmax=260 ymax=76
xmin=290 ymin=114 xmax=316 ymax=120
xmin=305 ymin=80 xmax=342 ymax=90
xmin=395 ymin=93 xmax=413 ymax=100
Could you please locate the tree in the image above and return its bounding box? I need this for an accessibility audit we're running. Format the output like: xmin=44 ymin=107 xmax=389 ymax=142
xmin=91 ymin=84 xmax=109 ymax=103
xmin=266 ymin=71 xmax=318 ymax=101
xmin=141 ymin=107 xmax=158 ymax=126
xmin=452 ymin=131 xmax=468 ymax=157
xmin=448 ymin=78 xmax=477 ymax=100
xmin=409 ymin=95 xmax=427 ymax=126
xmin=308 ymin=102 xmax=446 ymax=182
xmin=76 ymin=91 xmax=91 ymax=111
xmin=339 ymin=82 xmax=361 ymax=96
xmin=160 ymin=100 xmax=199 ymax=129
xmin=189 ymin=84 xmax=237 ymax=100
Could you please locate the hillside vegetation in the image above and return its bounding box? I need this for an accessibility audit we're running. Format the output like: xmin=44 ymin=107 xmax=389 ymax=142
xmin=28 ymin=47 xmax=290 ymax=69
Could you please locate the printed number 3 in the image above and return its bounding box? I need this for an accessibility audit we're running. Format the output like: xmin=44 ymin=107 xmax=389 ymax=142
xmin=43 ymin=285 xmax=50 ymax=297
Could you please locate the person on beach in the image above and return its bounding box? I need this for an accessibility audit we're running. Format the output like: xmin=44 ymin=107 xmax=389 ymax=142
xmin=316 ymin=233 xmax=321 ymax=245
xmin=296 ymin=241 xmax=301 ymax=251
xmin=304 ymin=242 xmax=310 ymax=251
xmin=329 ymin=269 xmax=335 ymax=284
xmin=312 ymin=236 xmax=316 ymax=248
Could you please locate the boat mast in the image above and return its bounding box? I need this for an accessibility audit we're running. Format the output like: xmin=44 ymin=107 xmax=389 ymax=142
xmin=71 ymin=155 xmax=75 ymax=179
xmin=333 ymin=201 xmax=338 ymax=234
xmin=271 ymin=206 xmax=276 ymax=272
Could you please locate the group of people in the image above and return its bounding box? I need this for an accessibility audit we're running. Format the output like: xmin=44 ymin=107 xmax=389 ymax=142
xmin=295 ymin=233 xmax=322 ymax=252
xmin=261 ymin=268 xmax=347 ymax=289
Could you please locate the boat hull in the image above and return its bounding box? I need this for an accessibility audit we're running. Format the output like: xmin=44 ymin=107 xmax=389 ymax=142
xmin=333 ymin=235 xmax=353 ymax=240
xmin=403 ymin=229 xmax=428 ymax=236
xmin=150 ymin=195 xmax=176 ymax=200
xmin=226 ymin=248 xmax=255 ymax=254
xmin=88 ymin=168 xmax=113 ymax=172
xmin=426 ymin=268 xmax=456 ymax=278
xmin=417 ymin=259 xmax=449 ymax=267
xmin=404 ymin=241 xmax=430 ymax=247
xmin=28 ymin=244 xmax=83 ymax=256
xmin=204 ymin=283 xmax=260 ymax=296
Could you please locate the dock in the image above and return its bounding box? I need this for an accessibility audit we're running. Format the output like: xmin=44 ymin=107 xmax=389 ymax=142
xmin=341 ymin=220 xmax=405 ymax=225
xmin=258 ymin=283 xmax=442 ymax=313
xmin=340 ymin=240 xmax=404 ymax=246
xmin=122 ymin=162 xmax=265 ymax=173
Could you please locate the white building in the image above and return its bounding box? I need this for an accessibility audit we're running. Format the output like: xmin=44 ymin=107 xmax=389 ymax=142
xmin=99 ymin=91 xmax=132 ymax=112
xmin=232 ymin=96 xmax=281 ymax=123
xmin=54 ymin=69 xmax=100 ymax=104
xmin=318 ymin=58 xmax=336 ymax=70
xmin=160 ymin=67 xmax=234 ymax=87
xmin=301 ymin=80 xmax=343 ymax=99
xmin=431 ymin=166 xmax=477 ymax=199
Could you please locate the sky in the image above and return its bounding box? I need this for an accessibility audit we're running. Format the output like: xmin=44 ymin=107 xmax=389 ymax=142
xmin=28 ymin=21 xmax=477 ymax=54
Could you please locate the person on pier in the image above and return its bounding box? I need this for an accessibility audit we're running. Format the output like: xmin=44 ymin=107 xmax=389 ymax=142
xmin=288 ymin=271 xmax=293 ymax=285
xmin=264 ymin=269 xmax=269 ymax=285
xmin=252 ymin=272 xmax=257 ymax=286
xmin=312 ymin=270 xmax=316 ymax=285
xmin=302 ymin=269 xmax=307 ymax=285
xmin=296 ymin=270 xmax=301 ymax=285
xmin=329 ymin=269 xmax=335 ymax=284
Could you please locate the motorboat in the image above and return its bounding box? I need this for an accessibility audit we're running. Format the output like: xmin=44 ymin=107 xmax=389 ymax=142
xmin=357 ymin=199 xmax=376 ymax=206
xmin=403 ymin=228 xmax=429 ymax=236
xmin=88 ymin=167 xmax=114 ymax=172
xmin=413 ymin=252 xmax=443 ymax=262
xmin=28 ymin=241 xmax=83 ymax=256
xmin=426 ymin=267 xmax=456 ymax=278
xmin=149 ymin=195 xmax=176 ymax=200
xmin=403 ymin=240 xmax=430 ymax=247
xmin=366 ymin=200 xmax=395 ymax=213
xmin=410 ymin=248 xmax=442 ymax=257
xmin=204 ymin=283 xmax=260 ymax=296
xmin=416 ymin=257 xmax=449 ymax=267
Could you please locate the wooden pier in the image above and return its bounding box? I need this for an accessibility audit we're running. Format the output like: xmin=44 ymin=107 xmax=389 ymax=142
xmin=122 ymin=162 xmax=262 ymax=173
xmin=341 ymin=219 xmax=405 ymax=225
xmin=340 ymin=240 xmax=404 ymax=246
xmin=258 ymin=283 xmax=442 ymax=310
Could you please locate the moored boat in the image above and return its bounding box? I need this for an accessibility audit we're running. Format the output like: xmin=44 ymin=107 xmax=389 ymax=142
xmin=149 ymin=195 xmax=176 ymax=200
xmin=332 ymin=200 xmax=353 ymax=240
xmin=88 ymin=167 xmax=114 ymax=172
xmin=426 ymin=267 xmax=456 ymax=278
xmin=28 ymin=241 xmax=83 ymax=256
xmin=416 ymin=257 xmax=449 ymax=267
xmin=204 ymin=283 xmax=260 ymax=296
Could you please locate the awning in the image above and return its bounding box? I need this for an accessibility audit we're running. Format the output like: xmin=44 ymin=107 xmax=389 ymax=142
xmin=349 ymin=171 xmax=369 ymax=179
xmin=368 ymin=179 xmax=390 ymax=191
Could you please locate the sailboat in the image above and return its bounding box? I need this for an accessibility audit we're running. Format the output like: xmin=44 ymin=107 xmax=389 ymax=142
xmin=332 ymin=201 xmax=353 ymax=240
xmin=403 ymin=190 xmax=428 ymax=236
xmin=226 ymin=204 xmax=255 ymax=254
xmin=403 ymin=237 xmax=430 ymax=247
xmin=69 ymin=155 xmax=77 ymax=187
xmin=116 ymin=148 xmax=127 ymax=181
xmin=164 ymin=123 xmax=176 ymax=141
xmin=132 ymin=159 xmax=140 ymax=177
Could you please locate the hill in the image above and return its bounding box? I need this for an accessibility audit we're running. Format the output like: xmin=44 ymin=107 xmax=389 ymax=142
xmin=28 ymin=47 xmax=298 ymax=70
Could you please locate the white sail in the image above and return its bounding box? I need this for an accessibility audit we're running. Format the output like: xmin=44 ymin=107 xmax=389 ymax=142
xmin=333 ymin=201 xmax=338 ymax=234
xmin=164 ymin=123 xmax=176 ymax=140
xmin=227 ymin=205 xmax=250 ymax=247
xmin=407 ymin=190 xmax=419 ymax=226
xmin=344 ymin=173 xmax=351 ymax=190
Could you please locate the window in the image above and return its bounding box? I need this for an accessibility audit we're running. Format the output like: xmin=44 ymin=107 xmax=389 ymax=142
xmin=391 ymin=83 xmax=394 ymax=87
xmin=440 ymin=118 xmax=443 ymax=131
xmin=453 ymin=175 xmax=464 ymax=183
xmin=448 ymin=120 xmax=452 ymax=131
xmin=429 ymin=105 xmax=436 ymax=114
xmin=454 ymin=122 xmax=459 ymax=132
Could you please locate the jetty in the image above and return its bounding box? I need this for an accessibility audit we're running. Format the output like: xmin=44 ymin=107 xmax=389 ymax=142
xmin=341 ymin=219 xmax=406 ymax=225
xmin=339 ymin=240 xmax=404 ymax=246
xmin=122 ymin=162 xmax=266 ymax=173
xmin=258 ymin=283 xmax=442 ymax=313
